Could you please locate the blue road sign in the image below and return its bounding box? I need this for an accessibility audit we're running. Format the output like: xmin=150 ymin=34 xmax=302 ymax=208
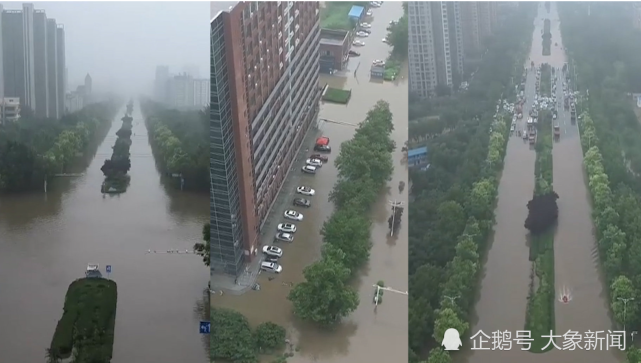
xmin=106 ymin=265 xmax=112 ymax=274
xmin=199 ymin=321 xmax=211 ymax=334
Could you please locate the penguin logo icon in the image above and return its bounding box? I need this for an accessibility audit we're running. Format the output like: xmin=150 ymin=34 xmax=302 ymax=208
xmin=442 ymin=328 xmax=462 ymax=351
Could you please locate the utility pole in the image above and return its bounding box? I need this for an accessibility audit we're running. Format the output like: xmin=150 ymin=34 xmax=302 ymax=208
xmin=618 ymin=297 xmax=634 ymax=333
xmin=388 ymin=200 xmax=404 ymax=237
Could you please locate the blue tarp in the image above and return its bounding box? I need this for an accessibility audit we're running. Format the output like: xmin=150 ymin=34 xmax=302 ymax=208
xmin=348 ymin=5 xmax=364 ymax=19
xmin=408 ymin=147 xmax=428 ymax=158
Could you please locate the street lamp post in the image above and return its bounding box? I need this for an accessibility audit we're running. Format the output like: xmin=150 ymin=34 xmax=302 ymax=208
xmin=443 ymin=295 xmax=460 ymax=307
xmin=618 ymin=297 xmax=634 ymax=333
xmin=373 ymin=284 xmax=408 ymax=307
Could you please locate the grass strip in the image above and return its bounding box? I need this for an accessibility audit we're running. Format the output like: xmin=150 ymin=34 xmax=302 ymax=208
xmin=525 ymin=109 xmax=556 ymax=353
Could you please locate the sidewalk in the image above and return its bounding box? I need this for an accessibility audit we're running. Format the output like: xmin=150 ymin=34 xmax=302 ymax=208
xmin=211 ymin=120 xmax=322 ymax=295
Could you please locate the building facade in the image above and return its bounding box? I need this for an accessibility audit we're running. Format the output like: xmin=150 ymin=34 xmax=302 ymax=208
xmin=461 ymin=2 xmax=498 ymax=58
xmin=409 ymin=1 xmax=464 ymax=98
xmin=0 ymin=4 xmax=65 ymax=119
xmin=210 ymin=1 xmax=321 ymax=276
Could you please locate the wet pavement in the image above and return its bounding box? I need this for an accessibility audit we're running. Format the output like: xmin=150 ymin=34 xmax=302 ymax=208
xmin=210 ymin=2 xmax=408 ymax=362
xmin=455 ymin=3 xmax=623 ymax=363
xmin=0 ymin=101 xmax=209 ymax=363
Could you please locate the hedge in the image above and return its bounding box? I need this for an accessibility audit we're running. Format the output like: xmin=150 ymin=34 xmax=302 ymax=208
xmin=50 ymin=278 xmax=118 ymax=361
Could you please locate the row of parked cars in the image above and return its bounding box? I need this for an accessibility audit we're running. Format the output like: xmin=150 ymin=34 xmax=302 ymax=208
xmin=259 ymin=185 xmax=318 ymax=274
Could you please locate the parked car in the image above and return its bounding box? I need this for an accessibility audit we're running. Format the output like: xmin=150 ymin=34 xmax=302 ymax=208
xmin=356 ymin=31 xmax=369 ymax=38
xmin=382 ymin=38 xmax=390 ymax=44
xmin=360 ymin=22 xmax=372 ymax=28
xmin=264 ymin=255 xmax=279 ymax=263
xmin=357 ymin=28 xmax=371 ymax=34
xmin=301 ymin=165 xmax=317 ymax=174
xmin=310 ymin=154 xmax=328 ymax=162
xmin=293 ymin=198 xmax=311 ymax=208
xmin=366 ymin=10 xmax=373 ymax=16
xmin=352 ymin=40 xmax=365 ymax=46
xmin=263 ymin=245 xmax=283 ymax=257
xmin=296 ymin=186 xmax=315 ymax=196
xmin=274 ymin=232 xmax=294 ymax=242
xmin=314 ymin=144 xmax=331 ymax=152
xmin=277 ymin=223 xmax=297 ymax=233
xmin=306 ymin=158 xmax=323 ymax=167
xmin=349 ymin=50 xmax=361 ymax=57
xmin=284 ymin=210 xmax=303 ymax=221
xmin=260 ymin=261 xmax=282 ymax=273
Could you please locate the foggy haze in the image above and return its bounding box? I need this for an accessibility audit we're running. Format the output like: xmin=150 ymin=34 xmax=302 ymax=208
xmin=2 ymin=2 xmax=209 ymax=96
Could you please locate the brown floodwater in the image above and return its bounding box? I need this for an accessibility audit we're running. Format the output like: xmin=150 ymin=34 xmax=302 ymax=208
xmin=210 ymin=2 xmax=408 ymax=362
xmin=454 ymin=3 xmax=622 ymax=363
xmin=0 ymin=101 xmax=210 ymax=362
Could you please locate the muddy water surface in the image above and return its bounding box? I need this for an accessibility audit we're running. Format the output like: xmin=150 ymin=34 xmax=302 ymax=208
xmin=211 ymin=2 xmax=408 ymax=362
xmin=0 ymin=101 xmax=209 ymax=363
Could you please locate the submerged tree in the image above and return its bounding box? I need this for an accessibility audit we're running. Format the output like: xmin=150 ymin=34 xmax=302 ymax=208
xmin=525 ymin=191 xmax=559 ymax=235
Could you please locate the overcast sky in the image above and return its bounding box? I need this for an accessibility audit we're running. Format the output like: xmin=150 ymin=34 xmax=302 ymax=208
xmin=2 ymin=2 xmax=208 ymax=96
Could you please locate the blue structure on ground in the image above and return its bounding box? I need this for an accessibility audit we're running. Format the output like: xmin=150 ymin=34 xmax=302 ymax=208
xmin=408 ymin=146 xmax=429 ymax=169
xmin=348 ymin=6 xmax=364 ymax=21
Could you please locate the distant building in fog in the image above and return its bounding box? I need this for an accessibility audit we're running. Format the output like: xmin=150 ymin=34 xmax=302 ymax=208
xmin=0 ymin=3 xmax=66 ymax=119
xmin=154 ymin=67 xmax=209 ymax=109
xmin=634 ymin=3 xmax=641 ymax=29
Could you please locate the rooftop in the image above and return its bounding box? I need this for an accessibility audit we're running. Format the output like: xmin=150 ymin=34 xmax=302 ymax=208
xmin=348 ymin=5 xmax=365 ymax=19
xmin=408 ymin=146 xmax=428 ymax=158
xmin=320 ymin=28 xmax=348 ymax=47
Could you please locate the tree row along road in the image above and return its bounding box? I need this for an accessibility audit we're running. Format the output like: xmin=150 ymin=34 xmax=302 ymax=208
xmin=457 ymin=4 xmax=620 ymax=363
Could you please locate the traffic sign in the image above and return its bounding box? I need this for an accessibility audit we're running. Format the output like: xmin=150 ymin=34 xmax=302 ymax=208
xmin=106 ymin=265 xmax=112 ymax=273
xmin=199 ymin=321 xmax=211 ymax=334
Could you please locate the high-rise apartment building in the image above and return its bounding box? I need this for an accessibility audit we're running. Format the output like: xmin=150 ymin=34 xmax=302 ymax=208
xmin=33 ymin=10 xmax=48 ymax=118
xmin=193 ymin=78 xmax=209 ymax=107
xmin=210 ymin=1 xmax=321 ymax=276
xmin=409 ymin=1 xmax=464 ymax=98
xmin=46 ymin=18 xmax=58 ymax=118
xmin=0 ymin=4 xmax=65 ymax=119
xmin=461 ymin=2 xmax=498 ymax=57
xmin=56 ymin=25 xmax=66 ymax=117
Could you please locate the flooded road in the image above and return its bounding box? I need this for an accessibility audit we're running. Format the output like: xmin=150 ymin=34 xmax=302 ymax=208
xmin=0 ymin=101 xmax=209 ymax=363
xmin=455 ymin=3 xmax=621 ymax=363
xmin=211 ymin=2 xmax=408 ymax=362
xmin=547 ymin=2 xmax=620 ymax=362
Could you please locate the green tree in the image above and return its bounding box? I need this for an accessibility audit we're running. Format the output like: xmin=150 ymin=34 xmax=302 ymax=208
xmin=433 ymin=308 xmax=469 ymax=343
xmin=253 ymin=322 xmax=286 ymax=352
xmin=611 ymin=275 xmax=639 ymax=328
xmin=321 ymin=208 xmax=371 ymax=270
xmin=426 ymin=348 xmax=451 ymax=363
xmin=210 ymin=308 xmax=257 ymax=363
xmin=288 ymin=255 xmax=359 ymax=326
xmin=194 ymin=223 xmax=210 ymax=266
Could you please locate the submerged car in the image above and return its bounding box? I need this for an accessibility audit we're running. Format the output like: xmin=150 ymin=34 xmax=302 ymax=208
xmin=274 ymin=232 xmax=294 ymax=242
xmin=293 ymin=198 xmax=311 ymax=208
xmin=301 ymin=165 xmax=317 ymax=174
xmin=284 ymin=210 xmax=303 ymax=221
xmin=306 ymin=158 xmax=323 ymax=167
xmin=277 ymin=223 xmax=297 ymax=233
xmin=296 ymin=186 xmax=315 ymax=196
xmin=262 ymin=245 xmax=283 ymax=257
xmin=260 ymin=261 xmax=283 ymax=273
xmin=310 ymin=154 xmax=328 ymax=162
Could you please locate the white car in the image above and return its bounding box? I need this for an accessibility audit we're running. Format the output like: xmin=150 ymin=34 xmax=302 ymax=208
xmin=284 ymin=210 xmax=303 ymax=221
xmin=275 ymin=232 xmax=294 ymax=242
xmin=260 ymin=261 xmax=283 ymax=273
xmin=383 ymin=38 xmax=391 ymax=44
xmin=296 ymin=186 xmax=315 ymax=196
xmin=306 ymin=158 xmax=323 ymax=167
xmin=262 ymin=245 xmax=283 ymax=258
xmin=372 ymin=59 xmax=385 ymax=66
xmin=366 ymin=10 xmax=373 ymax=16
xmin=277 ymin=223 xmax=297 ymax=233
xmin=360 ymin=22 xmax=371 ymax=28
xmin=302 ymin=165 xmax=317 ymax=174
xmin=356 ymin=31 xmax=369 ymax=38
xmin=352 ymin=40 xmax=365 ymax=46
